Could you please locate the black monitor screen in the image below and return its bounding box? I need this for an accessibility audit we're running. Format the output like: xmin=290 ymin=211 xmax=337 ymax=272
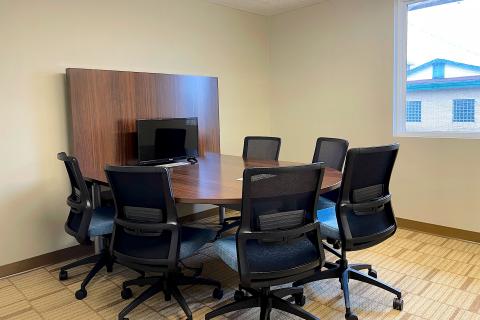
xmin=137 ymin=118 xmax=199 ymax=164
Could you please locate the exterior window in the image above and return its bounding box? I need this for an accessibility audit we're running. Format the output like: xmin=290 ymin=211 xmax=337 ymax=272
xmin=406 ymin=101 xmax=421 ymax=122
xmin=453 ymin=99 xmax=475 ymax=122
xmin=394 ymin=0 xmax=480 ymax=137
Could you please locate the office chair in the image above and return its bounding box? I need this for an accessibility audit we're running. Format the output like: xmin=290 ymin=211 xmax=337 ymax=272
xmin=312 ymin=137 xmax=349 ymax=171
xmin=57 ymin=152 xmax=115 ymax=300
xmin=312 ymin=137 xmax=349 ymax=250
xmin=242 ymin=136 xmax=281 ymax=160
xmin=218 ymin=136 xmax=282 ymax=235
xmin=104 ymin=166 xmax=222 ymax=320
xmin=313 ymin=137 xmax=349 ymax=205
xmin=206 ymin=163 xmax=326 ymax=320
xmin=293 ymin=144 xmax=403 ymax=320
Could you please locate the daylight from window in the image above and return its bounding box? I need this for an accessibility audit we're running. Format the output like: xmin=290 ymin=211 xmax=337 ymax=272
xmin=405 ymin=0 xmax=480 ymax=133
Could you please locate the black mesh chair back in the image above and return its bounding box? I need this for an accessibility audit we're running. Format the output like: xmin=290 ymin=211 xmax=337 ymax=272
xmin=337 ymin=144 xmax=399 ymax=251
xmin=58 ymin=152 xmax=93 ymax=244
xmin=237 ymin=164 xmax=325 ymax=287
xmin=105 ymin=166 xmax=180 ymax=272
xmin=242 ymin=136 xmax=281 ymax=161
xmin=312 ymin=137 xmax=349 ymax=171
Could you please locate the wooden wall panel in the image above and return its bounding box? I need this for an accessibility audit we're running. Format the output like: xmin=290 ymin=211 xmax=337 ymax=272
xmin=66 ymin=68 xmax=220 ymax=182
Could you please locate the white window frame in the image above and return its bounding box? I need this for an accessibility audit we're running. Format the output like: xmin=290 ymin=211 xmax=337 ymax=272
xmin=393 ymin=0 xmax=480 ymax=139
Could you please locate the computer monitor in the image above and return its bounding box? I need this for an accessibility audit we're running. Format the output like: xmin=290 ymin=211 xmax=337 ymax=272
xmin=137 ymin=117 xmax=199 ymax=165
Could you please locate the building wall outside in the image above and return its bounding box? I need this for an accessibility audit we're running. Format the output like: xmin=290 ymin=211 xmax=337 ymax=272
xmin=445 ymin=65 xmax=480 ymax=78
xmin=408 ymin=65 xmax=480 ymax=81
xmin=406 ymin=88 xmax=480 ymax=132
xmin=408 ymin=67 xmax=434 ymax=81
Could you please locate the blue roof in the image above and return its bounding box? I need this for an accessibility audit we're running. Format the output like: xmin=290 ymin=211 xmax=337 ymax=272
xmin=408 ymin=59 xmax=480 ymax=77
xmin=407 ymin=75 xmax=480 ymax=92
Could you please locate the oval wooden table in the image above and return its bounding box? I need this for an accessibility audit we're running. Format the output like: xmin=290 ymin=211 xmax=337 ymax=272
xmin=169 ymin=153 xmax=342 ymax=205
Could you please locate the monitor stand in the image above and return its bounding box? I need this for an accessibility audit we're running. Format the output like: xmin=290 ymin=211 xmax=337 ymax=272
xmin=187 ymin=157 xmax=198 ymax=164
xmin=155 ymin=161 xmax=190 ymax=168
xmin=153 ymin=157 xmax=198 ymax=168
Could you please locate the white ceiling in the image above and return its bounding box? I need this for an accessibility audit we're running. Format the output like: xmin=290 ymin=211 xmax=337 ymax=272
xmin=208 ymin=0 xmax=324 ymax=16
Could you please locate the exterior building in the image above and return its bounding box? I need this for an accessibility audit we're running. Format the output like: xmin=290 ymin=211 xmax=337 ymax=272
xmin=406 ymin=59 xmax=480 ymax=132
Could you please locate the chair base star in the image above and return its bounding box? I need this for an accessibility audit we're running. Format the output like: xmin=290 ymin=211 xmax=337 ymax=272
xmin=205 ymin=286 xmax=318 ymax=320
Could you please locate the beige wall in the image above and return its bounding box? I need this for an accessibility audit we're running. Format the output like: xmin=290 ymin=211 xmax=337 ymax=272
xmin=3 ymin=0 xmax=480 ymax=267
xmin=269 ymin=0 xmax=480 ymax=232
xmin=0 ymin=0 xmax=271 ymax=266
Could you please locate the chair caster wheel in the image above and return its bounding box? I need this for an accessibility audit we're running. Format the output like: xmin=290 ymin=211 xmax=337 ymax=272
xmin=59 ymin=270 xmax=68 ymax=281
xmin=393 ymin=297 xmax=404 ymax=311
xmin=345 ymin=313 xmax=358 ymax=320
xmin=191 ymin=265 xmax=203 ymax=278
xmin=121 ymin=287 xmax=133 ymax=300
xmin=75 ymin=288 xmax=87 ymax=300
xmin=368 ymin=269 xmax=377 ymax=278
xmin=212 ymin=287 xmax=223 ymax=300
xmin=293 ymin=293 xmax=306 ymax=306
xmin=234 ymin=290 xmax=245 ymax=301
xmin=193 ymin=270 xmax=202 ymax=277
xmin=333 ymin=241 xmax=341 ymax=249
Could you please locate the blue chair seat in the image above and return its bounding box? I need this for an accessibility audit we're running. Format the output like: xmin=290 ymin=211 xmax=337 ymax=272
xmin=88 ymin=207 xmax=115 ymax=237
xmin=213 ymin=236 xmax=238 ymax=271
xmin=112 ymin=226 xmax=216 ymax=260
xmin=179 ymin=227 xmax=217 ymax=259
xmin=318 ymin=196 xmax=336 ymax=210
xmin=317 ymin=206 xmax=340 ymax=240
xmin=214 ymin=235 xmax=319 ymax=273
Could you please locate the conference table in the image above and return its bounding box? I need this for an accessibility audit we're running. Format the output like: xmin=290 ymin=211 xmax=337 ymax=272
xmin=167 ymin=153 xmax=342 ymax=205
xmin=90 ymin=152 xmax=342 ymax=206
xmin=89 ymin=152 xmax=342 ymax=252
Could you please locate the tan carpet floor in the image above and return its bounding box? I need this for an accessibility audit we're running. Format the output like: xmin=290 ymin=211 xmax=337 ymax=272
xmin=2 ymin=221 xmax=480 ymax=320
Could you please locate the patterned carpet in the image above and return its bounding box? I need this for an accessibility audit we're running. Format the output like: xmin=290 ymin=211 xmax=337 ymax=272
xmin=2 ymin=218 xmax=480 ymax=320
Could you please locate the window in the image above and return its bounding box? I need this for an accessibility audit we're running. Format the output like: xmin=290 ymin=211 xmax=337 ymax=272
xmin=406 ymin=101 xmax=422 ymax=122
xmin=453 ymin=99 xmax=475 ymax=122
xmin=394 ymin=0 xmax=480 ymax=137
